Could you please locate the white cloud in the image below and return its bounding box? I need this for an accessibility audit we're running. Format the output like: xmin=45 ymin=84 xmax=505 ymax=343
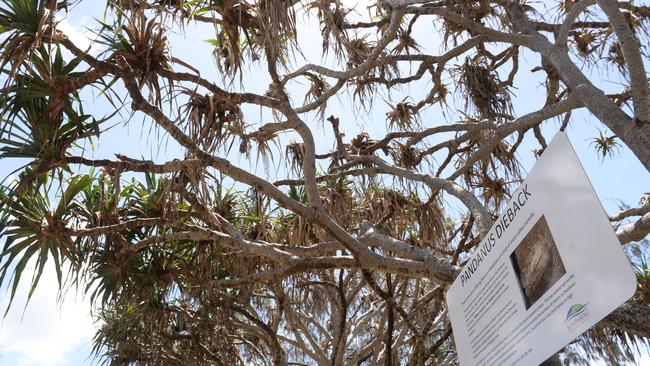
xmin=0 ymin=263 xmax=96 ymax=366
xmin=55 ymin=15 xmax=99 ymax=56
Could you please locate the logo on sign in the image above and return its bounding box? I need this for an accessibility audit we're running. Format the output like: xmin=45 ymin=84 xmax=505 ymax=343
xmin=565 ymin=303 xmax=591 ymax=332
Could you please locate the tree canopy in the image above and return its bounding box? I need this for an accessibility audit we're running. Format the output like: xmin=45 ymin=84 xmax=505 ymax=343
xmin=0 ymin=0 xmax=649 ymax=365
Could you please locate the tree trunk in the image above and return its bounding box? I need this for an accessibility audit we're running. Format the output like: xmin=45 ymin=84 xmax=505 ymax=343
xmin=541 ymin=45 xmax=650 ymax=172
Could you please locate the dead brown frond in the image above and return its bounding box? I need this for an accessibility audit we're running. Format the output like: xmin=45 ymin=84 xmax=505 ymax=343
xmin=441 ymin=1 xmax=495 ymax=46
xmin=490 ymin=136 xmax=518 ymax=173
xmin=350 ymin=132 xmax=375 ymax=153
xmin=607 ymin=41 xmax=626 ymax=73
xmin=345 ymin=36 xmax=372 ymax=68
xmin=282 ymin=211 xmax=314 ymax=244
xmin=350 ymin=76 xmax=378 ymax=110
xmin=572 ymin=31 xmax=597 ymax=57
xmin=363 ymin=186 xmax=410 ymax=228
xmin=309 ymin=0 xmax=350 ymax=57
xmin=1 ymin=34 xmax=43 ymax=84
xmin=181 ymin=91 xmax=243 ymax=153
xmin=285 ymin=142 xmax=305 ymax=176
xmin=455 ymin=56 xmax=513 ymax=121
xmin=239 ymin=135 xmax=251 ymax=156
xmin=359 ymin=186 xmax=446 ymax=248
xmin=390 ymin=142 xmax=419 ymax=170
xmin=207 ymin=0 xmax=297 ymax=77
xmin=237 ymin=188 xmax=273 ymax=242
xmin=276 ymin=185 xmax=322 ymax=245
xmin=424 ymin=84 xmax=449 ymax=107
xmin=118 ymin=12 xmax=171 ymax=106
xmin=252 ymin=132 xmax=279 ymax=170
xmin=456 ymin=128 xmax=521 ymax=208
xmin=479 ymin=176 xmax=508 ymax=207
xmin=320 ymin=178 xmax=355 ymax=229
xmin=303 ymin=72 xmax=330 ymax=117
xmin=210 ymin=0 xmax=258 ymax=76
xmin=303 ymin=72 xmax=328 ymax=102
xmin=385 ymin=99 xmax=419 ymax=131
xmin=417 ymin=197 xmax=447 ymax=251
xmin=392 ymin=28 xmax=420 ymax=55
xmin=376 ymin=55 xmax=399 ymax=81
xmin=256 ymin=0 xmax=297 ymax=68
xmin=0 ymin=1 xmax=57 ymax=90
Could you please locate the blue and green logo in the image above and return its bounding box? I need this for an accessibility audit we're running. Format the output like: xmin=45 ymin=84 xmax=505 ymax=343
xmin=565 ymin=303 xmax=588 ymax=322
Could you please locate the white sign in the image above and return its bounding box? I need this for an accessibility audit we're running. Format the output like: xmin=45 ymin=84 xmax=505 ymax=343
xmin=445 ymin=132 xmax=637 ymax=366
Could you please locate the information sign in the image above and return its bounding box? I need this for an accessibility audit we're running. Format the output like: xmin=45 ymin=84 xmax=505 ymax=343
xmin=446 ymin=133 xmax=637 ymax=366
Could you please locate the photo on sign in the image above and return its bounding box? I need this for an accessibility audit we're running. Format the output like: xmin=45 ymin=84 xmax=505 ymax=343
xmin=510 ymin=216 xmax=567 ymax=309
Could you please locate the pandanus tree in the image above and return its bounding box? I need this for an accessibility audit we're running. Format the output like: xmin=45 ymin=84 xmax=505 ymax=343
xmin=0 ymin=0 xmax=649 ymax=365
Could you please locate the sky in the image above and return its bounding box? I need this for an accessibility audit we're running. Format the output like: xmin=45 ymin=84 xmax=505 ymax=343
xmin=0 ymin=1 xmax=649 ymax=365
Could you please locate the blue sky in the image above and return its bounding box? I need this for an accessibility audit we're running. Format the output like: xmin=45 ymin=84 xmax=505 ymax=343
xmin=0 ymin=1 xmax=649 ymax=365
